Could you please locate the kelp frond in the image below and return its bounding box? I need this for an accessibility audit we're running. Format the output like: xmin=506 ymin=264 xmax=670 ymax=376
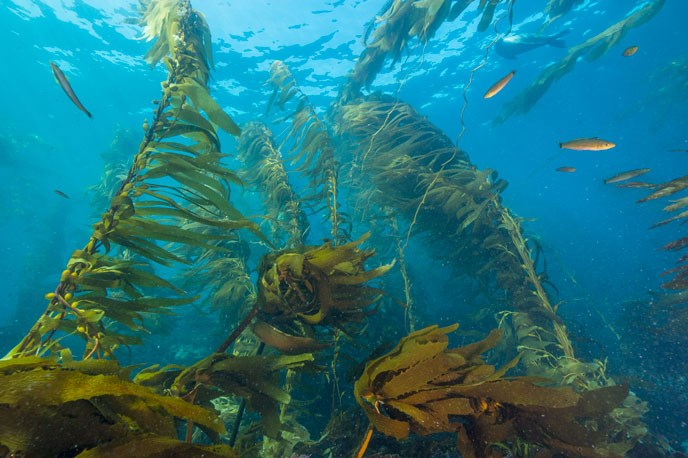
xmin=6 ymin=0 xmax=254 ymax=360
xmin=237 ymin=121 xmax=310 ymax=249
xmin=497 ymin=0 xmax=665 ymax=122
xmin=354 ymin=324 xmax=633 ymax=457
xmin=267 ymin=60 xmax=348 ymax=243
xmin=339 ymin=0 xmax=511 ymax=104
xmin=0 ymin=356 xmax=235 ymax=457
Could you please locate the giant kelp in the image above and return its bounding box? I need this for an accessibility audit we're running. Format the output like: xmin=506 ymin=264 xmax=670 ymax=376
xmin=497 ymin=0 xmax=665 ymax=122
xmin=332 ymin=95 xmax=648 ymax=452
xmin=4 ymin=0 xmax=255 ymax=360
xmin=339 ymin=0 xmax=512 ymax=104
xmin=237 ymin=121 xmax=310 ymax=249
xmin=0 ymin=356 xmax=235 ymax=457
xmin=267 ymin=61 xmax=347 ymax=243
xmin=256 ymin=233 xmax=394 ymax=341
xmin=355 ymin=324 xmax=631 ymax=457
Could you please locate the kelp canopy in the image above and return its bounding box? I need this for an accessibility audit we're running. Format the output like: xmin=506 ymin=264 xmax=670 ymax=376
xmin=1 ymin=0 xmax=680 ymax=457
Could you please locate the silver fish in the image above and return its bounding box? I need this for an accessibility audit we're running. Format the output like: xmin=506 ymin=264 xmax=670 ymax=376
xmin=495 ymin=30 xmax=569 ymax=59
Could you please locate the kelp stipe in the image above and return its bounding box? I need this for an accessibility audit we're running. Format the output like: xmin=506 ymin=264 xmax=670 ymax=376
xmin=332 ymin=95 xmax=645 ymax=452
xmin=267 ymin=60 xmax=349 ymax=244
xmin=4 ymin=0 xmax=255 ymax=362
xmin=237 ymin=121 xmax=310 ymax=250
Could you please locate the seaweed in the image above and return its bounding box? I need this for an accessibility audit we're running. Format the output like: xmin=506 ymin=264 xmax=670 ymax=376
xmin=267 ymin=60 xmax=347 ymax=243
xmin=338 ymin=0 xmax=511 ymax=104
xmin=237 ymin=121 xmax=310 ymax=249
xmin=354 ymin=324 xmax=631 ymax=457
xmin=0 ymin=356 xmax=234 ymax=457
xmin=5 ymin=0 xmax=257 ymax=360
xmin=256 ymin=233 xmax=394 ymax=333
xmin=497 ymin=0 xmax=665 ymax=123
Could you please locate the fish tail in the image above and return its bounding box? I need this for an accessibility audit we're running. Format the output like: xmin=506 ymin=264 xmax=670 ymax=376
xmin=559 ymin=143 xmax=563 ymax=148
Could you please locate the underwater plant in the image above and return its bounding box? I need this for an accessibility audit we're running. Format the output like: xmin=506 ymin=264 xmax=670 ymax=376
xmin=237 ymin=121 xmax=310 ymax=250
xmin=496 ymin=0 xmax=665 ymax=122
xmin=4 ymin=0 xmax=256 ymax=361
xmin=268 ymin=60 xmax=348 ymax=244
xmin=0 ymin=356 xmax=235 ymax=457
xmin=354 ymin=324 xmax=631 ymax=457
xmin=339 ymin=0 xmax=512 ymax=104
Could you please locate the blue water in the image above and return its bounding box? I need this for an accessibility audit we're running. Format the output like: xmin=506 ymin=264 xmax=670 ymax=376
xmin=1 ymin=0 xmax=687 ymax=453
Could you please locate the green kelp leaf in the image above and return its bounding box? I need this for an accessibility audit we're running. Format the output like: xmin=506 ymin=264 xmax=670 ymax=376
xmin=177 ymin=77 xmax=241 ymax=136
xmin=115 ymin=217 xmax=232 ymax=249
xmin=177 ymin=106 xmax=218 ymax=135
xmin=154 ymin=123 xmax=220 ymax=151
xmin=108 ymin=233 xmax=189 ymax=266
xmin=76 ymin=435 xmax=238 ymax=458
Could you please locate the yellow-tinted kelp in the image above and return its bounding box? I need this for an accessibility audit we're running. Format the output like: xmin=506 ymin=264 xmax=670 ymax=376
xmin=0 ymin=356 xmax=235 ymax=457
xmin=257 ymin=233 xmax=394 ymax=331
xmin=354 ymin=324 xmax=630 ymax=457
xmin=5 ymin=0 xmax=257 ymax=360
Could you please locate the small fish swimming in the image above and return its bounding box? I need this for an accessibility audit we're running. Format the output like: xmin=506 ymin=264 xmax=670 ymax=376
xmin=54 ymin=189 xmax=70 ymax=199
xmin=560 ymin=138 xmax=616 ymax=151
xmin=50 ymin=61 xmax=92 ymax=118
xmin=622 ymin=45 xmax=639 ymax=57
xmin=494 ymin=30 xmax=568 ymax=59
xmin=556 ymin=166 xmax=576 ymax=173
xmin=603 ymin=168 xmax=651 ymax=184
xmin=484 ymin=70 xmax=516 ymax=99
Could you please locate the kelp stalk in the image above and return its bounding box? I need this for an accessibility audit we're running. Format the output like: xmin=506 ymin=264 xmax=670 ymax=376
xmin=6 ymin=0 xmax=251 ymax=360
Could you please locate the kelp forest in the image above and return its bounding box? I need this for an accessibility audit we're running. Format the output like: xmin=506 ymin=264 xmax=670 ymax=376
xmin=1 ymin=0 xmax=685 ymax=457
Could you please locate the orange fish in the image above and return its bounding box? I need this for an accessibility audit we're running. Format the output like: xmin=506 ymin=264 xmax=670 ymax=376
xmin=559 ymin=137 xmax=616 ymax=151
xmin=556 ymin=166 xmax=576 ymax=173
xmin=622 ymin=46 xmax=639 ymax=57
xmin=483 ymin=70 xmax=516 ymax=99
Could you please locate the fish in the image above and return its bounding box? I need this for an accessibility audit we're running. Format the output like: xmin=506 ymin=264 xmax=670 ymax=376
xmin=668 ymin=148 xmax=688 ymax=152
xmin=556 ymin=166 xmax=576 ymax=173
xmin=50 ymin=61 xmax=92 ymax=118
xmin=559 ymin=138 xmax=616 ymax=151
xmin=615 ymin=181 xmax=656 ymax=189
xmin=54 ymin=189 xmax=70 ymax=199
xmin=494 ymin=30 xmax=569 ymax=59
xmin=603 ymin=168 xmax=651 ymax=184
xmin=483 ymin=70 xmax=516 ymax=99
xmin=622 ymin=45 xmax=639 ymax=57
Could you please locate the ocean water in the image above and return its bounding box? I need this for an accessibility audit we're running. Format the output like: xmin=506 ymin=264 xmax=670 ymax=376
xmin=1 ymin=0 xmax=686 ymax=456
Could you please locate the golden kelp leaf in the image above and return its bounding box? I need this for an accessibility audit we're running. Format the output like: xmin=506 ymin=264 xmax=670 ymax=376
xmin=76 ymin=434 xmax=238 ymax=458
xmin=355 ymin=325 xmax=628 ymax=457
xmin=177 ymin=78 xmax=241 ymax=136
xmin=0 ymin=358 xmax=225 ymax=436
